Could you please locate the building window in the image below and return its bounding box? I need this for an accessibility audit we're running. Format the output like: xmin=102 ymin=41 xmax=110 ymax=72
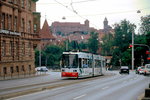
xmin=34 ymin=24 xmax=37 ymax=33
xmin=29 ymin=65 xmax=31 ymax=71
xmin=28 ymin=0 xmax=31 ymax=10
xmin=14 ymin=0 xmax=18 ymax=4
xmin=9 ymin=41 xmax=13 ymax=56
xmin=22 ymin=65 xmax=25 ymax=72
xmin=16 ymin=41 xmax=19 ymax=56
xmin=28 ymin=21 xmax=31 ymax=33
xmin=21 ymin=0 xmax=24 ymax=8
xmin=1 ymin=13 xmax=5 ymax=30
xmin=8 ymin=15 xmax=12 ymax=30
xmin=14 ymin=16 xmax=17 ymax=32
xmin=10 ymin=67 xmax=14 ymax=73
xmin=3 ymin=67 xmax=7 ymax=74
xmin=8 ymin=0 xmax=13 ymax=3
xmin=6 ymin=14 xmax=8 ymax=30
xmin=21 ymin=42 xmax=25 ymax=55
xmin=28 ymin=42 xmax=31 ymax=56
xmin=16 ymin=66 xmax=19 ymax=72
xmin=21 ymin=18 xmax=25 ymax=32
xmin=2 ymin=40 xmax=6 ymax=56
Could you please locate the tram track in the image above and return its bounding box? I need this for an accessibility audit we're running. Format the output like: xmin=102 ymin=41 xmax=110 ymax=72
xmin=0 ymin=73 xmax=115 ymax=100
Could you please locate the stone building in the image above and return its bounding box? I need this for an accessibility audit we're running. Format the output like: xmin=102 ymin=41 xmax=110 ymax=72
xmin=0 ymin=0 xmax=40 ymax=77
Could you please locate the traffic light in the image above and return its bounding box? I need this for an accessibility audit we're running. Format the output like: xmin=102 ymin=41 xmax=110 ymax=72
xmin=128 ymin=45 xmax=132 ymax=48
xmin=146 ymin=51 xmax=150 ymax=54
xmin=147 ymin=57 xmax=150 ymax=60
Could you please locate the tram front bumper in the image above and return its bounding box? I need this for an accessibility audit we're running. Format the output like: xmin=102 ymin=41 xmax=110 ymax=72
xmin=61 ymin=72 xmax=78 ymax=77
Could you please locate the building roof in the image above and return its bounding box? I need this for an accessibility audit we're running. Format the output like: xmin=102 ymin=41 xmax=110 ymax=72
xmin=40 ymin=19 xmax=55 ymax=39
xmin=52 ymin=21 xmax=84 ymax=27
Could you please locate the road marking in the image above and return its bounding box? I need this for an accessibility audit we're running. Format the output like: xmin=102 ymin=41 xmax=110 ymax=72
xmin=102 ymin=86 xmax=109 ymax=90
xmin=73 ymin=94 xmax=87 ymax=100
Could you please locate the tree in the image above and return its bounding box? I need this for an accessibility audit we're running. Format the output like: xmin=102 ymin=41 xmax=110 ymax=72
xmin=111 ymin=19 xmax=136 ymax=67
xmin=101 ymin=33 xmax=114 ymax=56
xmin=140 ymin=15 xmax=150 ymax=35
xmin=44 ymin=45 xmax=64 ymax=68
xmin=88 ymin=32 xmax=99 ymax=54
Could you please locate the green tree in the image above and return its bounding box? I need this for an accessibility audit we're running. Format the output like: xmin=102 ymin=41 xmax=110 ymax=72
xmin=44 ymin=45 xmax=64 ymax=68
xmin=111 ymin=19 xmax=136 ymax=67
xmin=101 ymin=33 xmax=114 ymax=56
xmin=88 ymin=32 xmax=99 ymax=54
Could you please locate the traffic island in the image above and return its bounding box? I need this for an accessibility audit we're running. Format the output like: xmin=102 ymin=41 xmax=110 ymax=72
xmin=142 ymin=84 xmax=150 ymax=100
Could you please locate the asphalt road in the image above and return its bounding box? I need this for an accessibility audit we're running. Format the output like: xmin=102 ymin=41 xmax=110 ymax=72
xmin=6 ymin=71 xmax=150 ymax=100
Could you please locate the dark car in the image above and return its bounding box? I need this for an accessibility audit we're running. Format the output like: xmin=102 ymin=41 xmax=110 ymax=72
xmin=119 ymin=66 xmax=129 ymax=74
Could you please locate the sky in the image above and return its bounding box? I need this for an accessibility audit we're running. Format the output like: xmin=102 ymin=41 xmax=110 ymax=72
xmin=36 ymin=0 xmax=150 ymax=30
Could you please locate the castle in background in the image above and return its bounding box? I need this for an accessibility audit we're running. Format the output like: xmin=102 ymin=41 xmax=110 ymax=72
xmin=39 ymin=17 xmax=113 ymax=51
xmin=51 ymin=20 xmax=96 ymax=36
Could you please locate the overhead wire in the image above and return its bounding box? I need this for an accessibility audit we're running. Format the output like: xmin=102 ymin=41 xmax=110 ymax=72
xmin=39 ymin=0 xmax=150 ymax=29
xmin=53 ymin=0 xmax=99 ymax=28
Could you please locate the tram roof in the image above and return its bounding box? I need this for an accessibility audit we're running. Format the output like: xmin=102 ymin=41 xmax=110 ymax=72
xmin=63 ymin=52 xmax=105 ymax=60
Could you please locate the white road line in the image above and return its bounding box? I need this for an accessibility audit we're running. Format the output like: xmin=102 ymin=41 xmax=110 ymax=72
xmin=73 ymin=94 xmax=87 ymax=100
xmin=102 ymin=86 xmax=109 ymax=90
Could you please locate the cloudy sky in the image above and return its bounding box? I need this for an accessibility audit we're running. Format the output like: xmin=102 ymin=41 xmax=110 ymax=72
xmin=36 ymin=0 xmax=150 ymax=30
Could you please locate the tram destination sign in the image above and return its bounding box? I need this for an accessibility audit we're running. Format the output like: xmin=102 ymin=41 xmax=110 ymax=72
xmin=0 ymin=29 xmax=21 ymax=36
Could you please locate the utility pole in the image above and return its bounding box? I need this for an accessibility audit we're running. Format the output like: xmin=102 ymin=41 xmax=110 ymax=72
xmin=132 ymin=30 xmax=134 ymax=70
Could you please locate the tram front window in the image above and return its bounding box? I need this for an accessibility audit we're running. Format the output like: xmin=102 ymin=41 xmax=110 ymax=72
xmin=62 ymin=54 xmax=78 ymax=68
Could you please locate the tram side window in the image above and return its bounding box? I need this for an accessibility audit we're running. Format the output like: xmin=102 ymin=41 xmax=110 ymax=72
xmin=83 ymin=59 xmax=88 ymax=68
xmin=95 ymin=60 xmax=101 ymax=68
xmin=88 ymin=59 xmax=92 ymax=68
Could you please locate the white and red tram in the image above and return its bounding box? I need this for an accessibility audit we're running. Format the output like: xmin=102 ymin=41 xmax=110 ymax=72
xmin=61 ymin=52 xmax=106 ymax=78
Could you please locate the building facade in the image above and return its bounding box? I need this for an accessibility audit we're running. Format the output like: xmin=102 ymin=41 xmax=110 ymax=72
xmin=0 ymin=0 xmax=40 ymax=77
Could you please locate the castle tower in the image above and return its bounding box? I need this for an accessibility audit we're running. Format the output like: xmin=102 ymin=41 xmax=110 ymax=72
xmin=103 ymin=17 xmax=108 ymax=29
xmin=84 ymin=19 xmax=89 ymax=27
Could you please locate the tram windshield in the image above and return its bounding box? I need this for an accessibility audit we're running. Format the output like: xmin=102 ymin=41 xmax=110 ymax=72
xmin=62 ymin=54 xmax=78 ymax=68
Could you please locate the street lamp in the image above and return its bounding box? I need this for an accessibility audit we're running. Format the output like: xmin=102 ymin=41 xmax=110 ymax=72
xmin=131 ymin=10 xmax=141 ymax=70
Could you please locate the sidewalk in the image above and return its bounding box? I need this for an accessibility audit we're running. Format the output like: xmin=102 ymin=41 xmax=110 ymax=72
xmin=0 ymin=72 xmax=48 ymax=81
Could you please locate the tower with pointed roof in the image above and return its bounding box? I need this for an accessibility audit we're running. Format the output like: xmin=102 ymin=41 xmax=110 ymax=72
xmin=39 ymin=19 xmax=55 ymax=49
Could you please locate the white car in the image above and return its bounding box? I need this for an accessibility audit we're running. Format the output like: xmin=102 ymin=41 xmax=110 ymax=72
xmin=35 ymin=66 xmax=48 ymax=72
xmin=138 ymin=67 xmax=145 ymax=74
xmin=143 ymin=64 xmax=150 ymax=75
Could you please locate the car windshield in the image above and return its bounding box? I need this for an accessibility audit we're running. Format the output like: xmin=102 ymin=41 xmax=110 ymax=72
xmin=121 ymin=66 xmax=128 ymax=69
xmin=147 ymin=66 xmax=150 ymax=69
xmin=141 ymin=67 xmax=144 ymax=69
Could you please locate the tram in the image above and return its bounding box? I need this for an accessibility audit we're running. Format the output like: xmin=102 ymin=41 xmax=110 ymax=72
xmin=61 ymin=51 xmax=106 ymax=78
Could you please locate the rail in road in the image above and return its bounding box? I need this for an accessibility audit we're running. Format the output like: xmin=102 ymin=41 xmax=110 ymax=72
xmin=0 ymin=72 xmax=115 ymax=100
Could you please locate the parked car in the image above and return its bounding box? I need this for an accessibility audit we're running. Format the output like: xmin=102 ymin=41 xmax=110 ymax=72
xmin=136 ymin=66 xmax=145 ymax=74
xmin=119 ymin=66 xmax=129 ymax=74
xmin=35 ymin=66 xmax=48 ymax=72
xmin=143 ymin=64 xmax=150 ymax=76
